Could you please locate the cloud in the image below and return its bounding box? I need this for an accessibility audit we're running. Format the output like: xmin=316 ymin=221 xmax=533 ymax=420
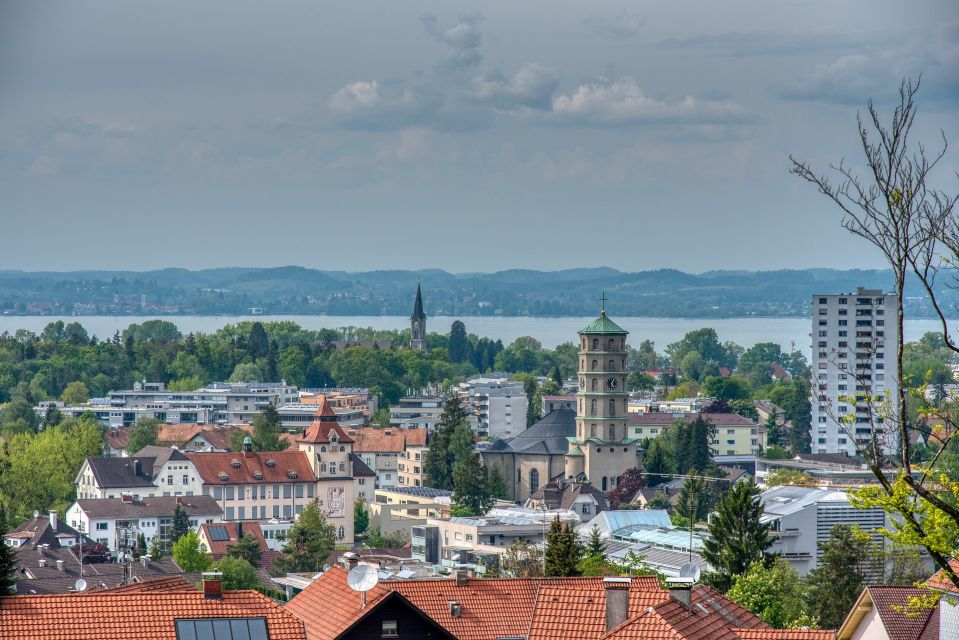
xmin=329 ymin=81 xmax=381 ymax=113
xmin=421 ymin=13 xmax=484 ymax=70
xmin=550 ymin=77 xmax=755 ymax=126
xmin=471 ymin=63 xmax=559 ymax=111
xmin=584 ymin=11 xmax=645 ymax=39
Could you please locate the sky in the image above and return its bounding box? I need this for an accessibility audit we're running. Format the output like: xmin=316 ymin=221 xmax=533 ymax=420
xmin=1 ymin=0 xmax=957 ymax=273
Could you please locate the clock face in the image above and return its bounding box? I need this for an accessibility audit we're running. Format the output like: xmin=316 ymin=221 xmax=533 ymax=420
xmin=579 ymin=376 xmax=586 ymax=390
xmin=606 ymin=377 xmax=618 ymax=390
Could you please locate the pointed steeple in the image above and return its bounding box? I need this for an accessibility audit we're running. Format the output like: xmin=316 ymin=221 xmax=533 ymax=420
xmin=411 ymin=282 xmax=426 ymax=321
xmin=298 ymin=395 xmax=354 ymax=444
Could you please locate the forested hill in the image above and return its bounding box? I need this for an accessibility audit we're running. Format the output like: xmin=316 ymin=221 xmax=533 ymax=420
xmin=0 ymin=266 xmax=952 ymax=318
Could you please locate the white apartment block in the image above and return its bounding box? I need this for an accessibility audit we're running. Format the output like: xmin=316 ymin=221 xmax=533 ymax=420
xmin=811 ymin=288 xmax=899 ymax=456
xmin=457 ymin=377 xmax=527 ymax=439
xmin=390 ymin=395 xmax=444 ymax=430
xmin=108 ymin=381 xmax=299 ymax=424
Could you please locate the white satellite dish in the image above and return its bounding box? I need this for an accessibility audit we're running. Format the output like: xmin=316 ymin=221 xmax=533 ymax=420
xmin=347 ymin=564 xmax=379 ymax=592
xmin=74 ymin=578 xmax=87 ymax=592
xmin=678 ymin=563 xmax=701 ymax=583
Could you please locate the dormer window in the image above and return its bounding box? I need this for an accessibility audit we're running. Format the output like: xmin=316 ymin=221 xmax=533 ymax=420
xmin=218 ymin=472 xmax=228 ymax=481
xmin=231 ymin=459 xmax=241 ymax=468
xmin=253 ymin=471 xmax=263 ymax=480
xmin=330 ymin=433 xmax=338 ymax=443
xmin=266 ymin=458 xmax=276 ymax=467
xmin=287 ymin=470 xmax=298 ymax=479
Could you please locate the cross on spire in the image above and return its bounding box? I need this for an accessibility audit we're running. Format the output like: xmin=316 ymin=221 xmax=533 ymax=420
xmin=599 ymin=291 xmax=608 ymax=313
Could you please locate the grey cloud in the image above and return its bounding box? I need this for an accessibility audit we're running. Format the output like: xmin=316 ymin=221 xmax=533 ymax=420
xmin=471 ymin=63 xmax=559 ymax=111
xmin=583 ymin=10 xmax=645 ymax=39
xmin=421 ymin=12 xmax=484 ymax=70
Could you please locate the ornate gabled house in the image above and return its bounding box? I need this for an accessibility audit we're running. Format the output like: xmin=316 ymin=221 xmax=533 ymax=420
xmin=410 ymin=283 xmax=427 ymax=351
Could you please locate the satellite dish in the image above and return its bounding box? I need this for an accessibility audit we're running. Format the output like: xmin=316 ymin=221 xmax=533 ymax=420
xmin=33 ymin=511 xmax=39 ymax=519
xmin=347 ymin=564 xmax=379 ymax=592
xmin=678 ymin=563 xmax=701 ymax=583
xmin=74 ymin=579 xmax=88 ymax=592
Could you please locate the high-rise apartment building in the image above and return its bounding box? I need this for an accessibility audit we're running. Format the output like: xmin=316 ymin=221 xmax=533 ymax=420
xmin=810 ymin=287 xmax=898 ymax=456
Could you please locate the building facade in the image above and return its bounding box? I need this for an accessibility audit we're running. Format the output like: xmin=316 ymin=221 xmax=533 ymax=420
xmin=457 ymin=377 xmax=527 ymax=438
xmin=107 ymin=381 xmax=299 ymax=425
xmin=75 ymin=447 xmax=203 ymax=500
xmin=810 ymin=287 xmax=899 ymax=455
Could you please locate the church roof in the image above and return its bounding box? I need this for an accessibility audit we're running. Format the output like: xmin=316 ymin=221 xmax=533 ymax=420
xmin=297 ymin=396 xmax=355 ymax=444
xmin=411 ymin=283 xmax=426 ymax=320
xmin=579 ymin=311 xmax=627 ymax=335
xmin=495 ymin=408 xmax=576 ymax=455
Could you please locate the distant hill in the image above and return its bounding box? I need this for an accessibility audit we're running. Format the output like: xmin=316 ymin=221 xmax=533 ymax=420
xmin=0 ymin=267 xmax=952 ymax=318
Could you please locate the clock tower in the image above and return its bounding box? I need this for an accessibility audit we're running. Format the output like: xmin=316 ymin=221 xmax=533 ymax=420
xmin=564 ymin=299 xmax=637 ymax=492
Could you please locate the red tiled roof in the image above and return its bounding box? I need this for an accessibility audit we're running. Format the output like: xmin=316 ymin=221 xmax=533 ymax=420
xmin=298 ymin=396 xmax=355 ymax=445
xmin=530 ymin=583 xmax=670 ymax=640
xmin=927 ymin=558 xmax=959 ymax=593
xmin=345 ymin=427 xmax=428 ymax=453
xmin=283 ymin=565 xmax=391 ymax=639
xmin=103 ymin=576 xmax=197 ymax=594
xmin=866 ymin=586 xmax=937 ymax=640
xmin=601 ymin=609 xmax=685 ymax=640
xmin=654 ymin=588 xmax=767 ymax=640
xmin=187 ymin=450 xmax=315 ymax=484
xmin=198 ymin=522 xmax=268 ymax=560
xmin=733 ymin=629 xmax=834 ymax=640
xmin=0 ymin=590 xmax=306 ymax=640
xmin=156 ymin=423 xmax=204 ymax=444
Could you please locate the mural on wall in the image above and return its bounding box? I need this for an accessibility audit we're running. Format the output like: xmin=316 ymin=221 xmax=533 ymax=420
xmin=327 ymin=486 xmax=345 ymax=517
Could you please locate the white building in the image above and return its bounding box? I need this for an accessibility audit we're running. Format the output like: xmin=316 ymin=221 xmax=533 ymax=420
xmin=390 ymin=395 xmax=444 ymax=430
xmin=107 ymin=381 xmax=299 ymax=424
xmin=457 ymin=377 xmax=527 ymax=439
xmin=811 ymin=287 xmax=899 ymax=456
xmin=75 ymin=447 xmax=203 ymax=500
xmin=67 ymin=495 xmax=222 ymax=553
xmin=759 ymin=485 xmax=887 ymax=576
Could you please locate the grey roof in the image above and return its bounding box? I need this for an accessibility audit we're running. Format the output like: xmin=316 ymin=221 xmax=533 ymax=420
xmin=384 ymin=486 xmax=453 ymax=498
xmin=528 ymin=481 xmax=608 ymax=512
xmin=758 ymin=485 xmax=852 ymax=518
xmin=75 ymin=496 xmax=222 ymax=519
xmin=133 ymin=445 xmax=190 ymax=467
xmin=6 ymin=515 xmax=85 ymax=551
xmin=85 ymin=457 xmax=158 ymax=489
xmin=496 ymin=408 xmax=575 ymax=455
xmin=349 ymin=453 xmax=376 ymax=477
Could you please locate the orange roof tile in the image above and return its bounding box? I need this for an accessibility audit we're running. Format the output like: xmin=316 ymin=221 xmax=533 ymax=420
xmin=283 ymin=565 xmax=391 ymax=639
xmin=530 ymin=583 xmax=671 ymax=640
xmin=156 ymin=423 xmax=204 ymax=444
xmin=927 ymin=558 xmax=959 ymax=593
xmin=602 ymin=609 xmax=686 ymax=640
xmin=298 ymin=397 xmax=355 ymax=445
xmin=733 ymin=630 xmax=835 ymax=640
xmin=345 ymin=427 xmax=428 ymax=453
xmin=0 ymin=590 xmax=305 ymax=640
xmin=187 ymin=450 xmax=315 ymax=484
xmin=103 ymin=576 xmax=198 ymax=594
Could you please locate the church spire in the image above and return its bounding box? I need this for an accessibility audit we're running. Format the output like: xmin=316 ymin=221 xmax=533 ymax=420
xmin=410 ymin=282 xmax=427 ymax=350
xmin=411 ymin=282 xmax=426 ymax=321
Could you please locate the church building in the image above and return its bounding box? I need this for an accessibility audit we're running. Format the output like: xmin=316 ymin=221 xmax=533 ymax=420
xmin=410 ymin=283 xmax=426 ymax=351
xmin=480 ymin=302 xmax=641 ymax=502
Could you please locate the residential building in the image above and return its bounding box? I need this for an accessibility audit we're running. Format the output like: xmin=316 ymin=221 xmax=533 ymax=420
xmin=4 ymin=512 xmax=83 ymax=551
xmin=277 ymin=402 xmax=366 ymax=431
xmin=541 ymin=394 xmax=575 ymax=414
xmin=107 ymin=380 xmax=299 ymax=425
xmin=196 ymin=521 xmax=277 ymax=573
xmin=628 ymin=397 xmax=707 ymax=414
xmin=0 ymin=574 xmax=307 ymax=639
xmin=286 ymin=565 xmax=824 ymax=640
xmin=67 ymin=495 xmax=222 ymax=553
xmin=628 ymin=412 xmax=766 ymax=456
xmin=759 ymin=485 xmax=888 ymax=576
xmin=58 ymin=401 xmax=212 ymax=428
xmin=457 ymin=376 xmax=528 ymax=438
xmin=348 ymin=426 xmax=428 ymax=489
xmin=837 ymin=585 xmax=943 ymax=640
xmin=9 ymin=549 xmax=193 ymax=595
xmin=811 ymin=287 xmax=899 ymax=455
xmin=389 ymin=393 xmax=444 ymax=430
xmin=368 ymin=486 xmax=452 ymax=537
xmin=526 ymin=478 xmax=609 ymax=520
xmin=75 ymin=446 xmax=202 ymax=499
xmin=397 ymin=442 xmax=429 ymax=488
xmin=410 ymin=282 xmax=427 ymax=351
xmin=189 ymin=445 xmax=318 ymax=524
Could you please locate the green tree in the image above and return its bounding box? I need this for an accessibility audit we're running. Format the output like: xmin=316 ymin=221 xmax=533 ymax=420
xmin=273 ymin=501 xmax=336 ymax=573
xmin=216 ymin=556 xmax=260 ymax=590
xmin=364 ymin=527 xmax=410 ymax=548
xmin=701 ymin=480 xmax=772 ymax=593
xmin=229 ymin=362 xmax=262 ymax=383
xmin=447 ymin=321 xmax=470 ymax=364
xmin=501 ymin=540 xmax=543 ymax=578
xmin=424 ymin=395 xmax=469 ymax=490
xmin=125 ymin=417 xmax=160 ymax=455
xmin=727 ymin=558 xmax=811 ymax=628
xmin=43 ymin=403 xmax=63 ymax=428
xmin=170 ymin=505 xmax=191 ymax=544
xmin=172 ymin=531 xmax=213 ymax=572
xmin=765 ymin=468 xmax=815 ymax=487
xmin=353 ymin=499 xmax=369 ymax=536
xmin=642 ymin=437 xmax=673 ymax=487
xmin=544 ymin=516 xmax=580 ymax=577
xmin=225 ymin=534 xmax=263 ymax=566
xmin=248 ymin=322 xmax=269 ymax=357
xmin=251 ymin=403 xmax=287 ymax=452
xmin=702 ymin=375 xmax=751 ymax=402
xmin=61 ymin=381 xmax=89 ymax=405
xmin=673 ymin=416 xmax=715 ymax=475
xmin=886 ymin=546 xmax=928 ymax=585
xmin=585 ymin=525 xmax=605 ymax=558
xmin=0 ymin=506 xmax=18 ymax=594
xmin=676 ymin=473 xmax=710 ymax=523
xmin=0 ymin=397 xmax=40 ymax=435
xmin=487 ymin=464 xmax=509 ymax=500
xmin=804 ymin=524 xmax=878 ymax=629
xmin=451 ymin=452 xmax=493 ymax=516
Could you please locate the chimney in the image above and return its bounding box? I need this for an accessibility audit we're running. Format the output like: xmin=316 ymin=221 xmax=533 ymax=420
xmin=202 ymin=571 xmax=223 ymax=599
xmin=141 ymin=556 xmax=150 ymax=568
xmin=603 ymin=577 xmax=631 ymax=631
xmin=340 ymin=551 xmax=359 ymax=571
xmin=666 ymin=578 xmax=693 ymax=612
xmin=454 ymin=569 xmax=468 ymax=587
xmin=121 ymin=494 xmax=133 ymax=503
xmin=48 ymin=511 xmax=58 ymax=531
xmin=133 ymin=459 xmax=142 ymax=476
xmin=38 ymin=559 xmax=46 ymax=568
xmin=175 ymin=496 xmax=183 ymax=505
xmin=55 ymin=559 xmax=65 ymax=572
xmin=236 ymin=521 xmax=243 ymax=540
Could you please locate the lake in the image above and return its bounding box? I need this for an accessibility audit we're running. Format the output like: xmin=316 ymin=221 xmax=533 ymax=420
xmin=0 ymin=315 xmax=944 ymax=355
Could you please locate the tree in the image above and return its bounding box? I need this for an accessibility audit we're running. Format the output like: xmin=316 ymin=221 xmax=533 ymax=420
xmin=229 ymin=362 xmax=262 ymax=383
xmin=61 ymin=381 xmax=89 ymax=406
xmin=487 ymin=464 xmax=509 ymax=500
xmin=501 ymin=540 xmax=543 ymax=577
xmin=702 ymin=375 xmax=751 ymax=402
xmin=584 ymin=525 xmax=605 ymax=558
xmin=673 ymin=416 xmax=715 ymax=475
xmin=125 ymin=417 xmax=160 ymax=455
xmin=727 ymin=558 xmax=811 ymax=628
xmin=0 ymin=397 xmax=40 ymax=435
xmin=170 ymin=505 xmax=191 ymax=544
xmin=643 ymin=437 xmax=672 ymax=487
xmin=447 ymin=321 xmax=470 ymax=363
xmin=43 ymin=403 xmax=63 ymax=428
xmin=0 ymin=506 xmax=18 ymax=594
xmin=792 ymin=77 xmax=959 ymax=588
xmin=606 ymin=467 xmax=646 ymax=509
xmin=251 ymin=403 xmax=287 ymax=452
xmin=424 ymin=395 xmax=469 ymax=490
xmin=451 ymin=452 xmax=493 ymax=516
xmin=701 ymin=480 xmax=772 ymax=593
xmin=353 ymin=499 xmax=369 ymax=537
xmin=364 ymin=527 xmax=410 ymax=548
xmin=216 ymin=557 xmax=259 ymax=590
xmin=225 ymin=534 xmax=263 ymax=566
xmin=804 ymin=525 xmax=878 ymax=629
xmin=886 ymin=546 xmax=928 ymax=585
xmin=764 ymin=468 xmax=815 ymax=487
xmin=248 ymin=322 xmax=269 ymax=357
xmin=172 ymin=531 xmax=213 ymax=572
xmin=676 ymin=474 xmax=710 ymax=524
xmin=273 ymin=501 xmax=336 ymax=573
xmin=74 ymin=541 xmax=112 ymax=564
xmin=544 ymin=516 xmax=580 ymax=577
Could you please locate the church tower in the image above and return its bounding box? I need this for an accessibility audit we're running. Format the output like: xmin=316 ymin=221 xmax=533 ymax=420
xmin=410 ymin=283 xmax=427 ymax=351
xmin=565 ymin=298 xmax=636 ymax=492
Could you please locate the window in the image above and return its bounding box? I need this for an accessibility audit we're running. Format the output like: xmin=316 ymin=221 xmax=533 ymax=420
xmin=610 ymin=426 xmax=616 ymax=440
xmin=96 ymin=522 xmax=108 ymax=530
xmin=167 ymin=475 xmax=173 ymax=485
xmin=839 ymin=320 xmax=848 ymax=326
xmin=590 ymin=424 xmax=596 ymax=438
xmin=529 ymin=468 xmax=539 ymax=493
xmin=226 ymin=487 xmax=235 ymax=500
xmin=839 ymin=330 xmax=847 ymax=337
xmin=382 ymin=620 xmax=399 ymax=637
xmin=609 ymin=399 xmax=616 ymax=416
xmin=818 ymin=331 xmax=827 ymax=337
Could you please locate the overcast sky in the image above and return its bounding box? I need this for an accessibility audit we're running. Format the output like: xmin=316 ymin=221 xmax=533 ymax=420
xmin=1 ymin=0 xmax=957 ymax=273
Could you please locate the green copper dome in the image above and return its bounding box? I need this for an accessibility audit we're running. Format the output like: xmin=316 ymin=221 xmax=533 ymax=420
xmin=578 ymin=310 xmax=628 ymax=335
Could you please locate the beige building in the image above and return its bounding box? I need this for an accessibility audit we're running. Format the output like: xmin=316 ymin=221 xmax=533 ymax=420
xmin=398 ymin=443 xmax=429 ymax=488
xmin=368 ymin=486 xmax=451 ymax=537
xmin=628 ymin=412 xmax=765 ymax=456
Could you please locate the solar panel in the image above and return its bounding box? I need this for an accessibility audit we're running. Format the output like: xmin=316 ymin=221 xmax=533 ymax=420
xmin=175 ymin=618 xmax=268 ymax=640
xmin=208 ymin=526 xmax=230 ymax=542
